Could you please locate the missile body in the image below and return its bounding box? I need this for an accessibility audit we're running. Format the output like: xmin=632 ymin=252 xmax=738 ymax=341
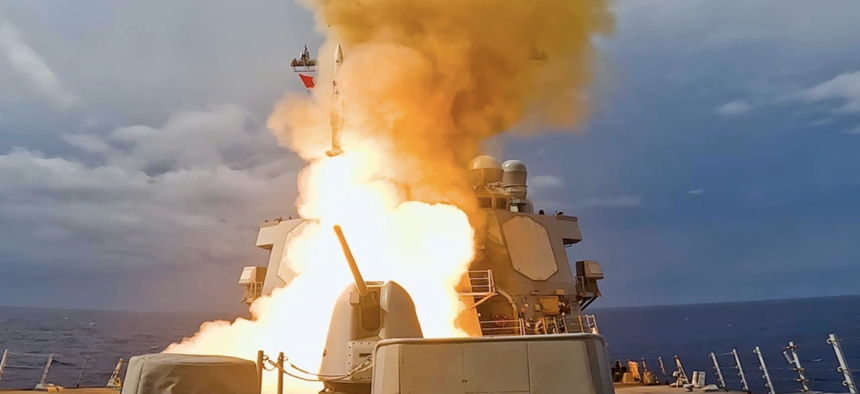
xmin=326 ymin=44 xmax=344 ymax=157
xmin=334 ymin=44 xmax=343 ymax=74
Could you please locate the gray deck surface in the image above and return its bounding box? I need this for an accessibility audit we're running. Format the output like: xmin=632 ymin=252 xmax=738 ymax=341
xmin=0 ymin=383 xmax=744 ymax=394
xmin=0 ymin=389 xmax=116 ymax=394
xmin=615 ymin=384 xmax=746 ymax=394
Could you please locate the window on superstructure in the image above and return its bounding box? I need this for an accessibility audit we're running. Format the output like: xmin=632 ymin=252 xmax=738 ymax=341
xmin=495 ymin=198 xmax=508 ymax=210
xmin=478 ymin=197 xmax=492 ymax=208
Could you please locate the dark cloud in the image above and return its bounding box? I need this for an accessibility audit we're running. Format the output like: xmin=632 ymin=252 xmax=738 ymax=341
xmin=0 ymin=0 xmax=316 ymax=310
xmin=0 ymin=105 xmax=301 ymax=310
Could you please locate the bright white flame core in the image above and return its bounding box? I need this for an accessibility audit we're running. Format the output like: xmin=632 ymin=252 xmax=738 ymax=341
xmin=164 ymin=146 xmax=476 ymax=394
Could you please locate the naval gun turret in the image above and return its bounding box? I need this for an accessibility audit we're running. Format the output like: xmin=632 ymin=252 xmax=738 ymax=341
xmin=238 ymin=156 xmax=605 ymax=340
xmin=458 ymin=155 xmax=605 ymax=337
xmin=319 ymin=225 xmax=423 ymax=394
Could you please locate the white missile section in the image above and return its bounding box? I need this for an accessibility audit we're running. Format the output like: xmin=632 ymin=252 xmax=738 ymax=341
xmin=326 ymin=44 xmax=345 ymax=157
xmin=334 ymin=44 xmax=343 ymax=73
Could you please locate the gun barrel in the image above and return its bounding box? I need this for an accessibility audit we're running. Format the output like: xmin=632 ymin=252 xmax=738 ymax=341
xmin=332 ymin=224 xmax=368 ymax=297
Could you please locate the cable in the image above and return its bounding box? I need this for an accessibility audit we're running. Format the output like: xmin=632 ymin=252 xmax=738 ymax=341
xmin=7 ymin=352 xmax=50 ymax=357
xmin=263 ymin=354 xmax=373 ymax=383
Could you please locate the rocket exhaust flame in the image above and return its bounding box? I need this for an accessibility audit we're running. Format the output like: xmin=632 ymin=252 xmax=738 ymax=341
xmin=163 ymin=0 xmax=614 ymax=393
xmin=326 ymin=44 xmax=344 ymax=157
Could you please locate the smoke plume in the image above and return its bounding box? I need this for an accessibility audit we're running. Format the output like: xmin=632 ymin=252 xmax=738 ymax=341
xmin=165 ymin=2 xmax=614 ymax=394
xmin=269 ymin=0 xmax=615 ymax=211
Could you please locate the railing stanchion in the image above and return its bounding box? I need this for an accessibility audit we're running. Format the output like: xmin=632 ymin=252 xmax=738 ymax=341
xmin=828 ymin=334 xmax=857 ymax=394
xmin=732 ymin=348 xmax=750 ymax=393
xmin=754 ymin=346 xmax=776 ymax=394
xmin=711 ymin=352 xmax=726 ymax=389
xmin=277 ymin=352 xmax=284 ymax=394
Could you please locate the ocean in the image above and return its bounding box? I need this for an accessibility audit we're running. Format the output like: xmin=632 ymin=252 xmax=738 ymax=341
xmin=1 ymin=295 xmax=858 ymax=393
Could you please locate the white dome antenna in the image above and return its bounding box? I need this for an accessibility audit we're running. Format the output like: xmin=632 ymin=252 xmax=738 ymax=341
xmin=469 ymin=155 xmax=504 ymax=185
xmin=502 ymin=159 xmax=528 ymax=197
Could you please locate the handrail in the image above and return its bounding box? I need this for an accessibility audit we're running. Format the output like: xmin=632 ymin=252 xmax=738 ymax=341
xmin=478 ymin=314 xmax=599 ymax=337
xmin=459 ymin=270 xmax=496 ymax=297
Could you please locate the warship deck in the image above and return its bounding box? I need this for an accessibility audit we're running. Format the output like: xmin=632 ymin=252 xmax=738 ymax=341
xmin=0 ymin=386 xmax=743 ymax=394
xmin=615 ymin=384 xmax=746 ymax=394
xmin=0 ymin=390 xmax=116 ymax=394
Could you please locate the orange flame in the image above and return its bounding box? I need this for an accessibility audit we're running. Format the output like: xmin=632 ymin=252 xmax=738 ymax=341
xmin=165 ymin=0 xmax=613 ymax=392
xmin=164 ymin=148 xmax=476 ymax=394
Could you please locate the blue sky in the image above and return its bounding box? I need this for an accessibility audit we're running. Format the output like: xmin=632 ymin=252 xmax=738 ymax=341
xmin=1 ymin=1 xmax=859 ymax=311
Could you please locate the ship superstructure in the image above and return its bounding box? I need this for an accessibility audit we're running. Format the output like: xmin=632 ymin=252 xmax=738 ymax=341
xmin=238 ymin=155 xmax=605 ymax=338
xmin=458 ymin=155 xmax=604 ymax=337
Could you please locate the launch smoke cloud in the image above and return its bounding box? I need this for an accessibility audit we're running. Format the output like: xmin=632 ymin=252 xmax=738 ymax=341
xmin=166 ymin=1 xmax=615 ymax=394
xmin=270 ymin=0 xmax=615 ymax=213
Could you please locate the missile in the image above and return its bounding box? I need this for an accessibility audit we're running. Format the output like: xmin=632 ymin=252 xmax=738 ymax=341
xmin=326 ymin=44 xmax=344 ymax=157
xmin=334 ymin=44 xmax=343 ymax=74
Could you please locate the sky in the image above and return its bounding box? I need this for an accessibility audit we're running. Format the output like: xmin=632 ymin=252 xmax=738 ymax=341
xmin=1 ymin=0 xmax=859 ymax=312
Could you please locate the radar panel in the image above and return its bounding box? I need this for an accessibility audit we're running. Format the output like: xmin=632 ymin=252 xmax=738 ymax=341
xmin=502 ymin=216 xmax=558 ymax=281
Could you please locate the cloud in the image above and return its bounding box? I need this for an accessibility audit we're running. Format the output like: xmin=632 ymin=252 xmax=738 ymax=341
xmin=714 ymin=100 xmax=753 ymax=117
xmin=0 ymin=21 xmax=79 ymax=108
xmin=0 ymin=0 xmax=319 ymax=134
xmin=845 ymin=125 xmax=860 ymax=135
xmin=808 ymin=117 xmax=835 ymax=127
xmin=102 ymin=104 xmax=272 ymax=174
xmin=614 ymin=1 xmax=860 ymax=49
xmin=801 ymin=70 xmax=860 ymax=113
xmin=0 ymin=106 xmax=300 ymax=270
xmin=571 ymin=195 xmax=642 ymax=209
xmin=687 ymin=189 xmax=704 ymax=195
xmin=61 ymin=134 xmax=110 ymax=153
xmin=529 ymin=175 xmax=564 ymax=189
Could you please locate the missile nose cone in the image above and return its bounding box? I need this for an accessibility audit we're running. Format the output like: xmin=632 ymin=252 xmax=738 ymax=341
xmin=334 ymin=44 xmax=343 ymax=65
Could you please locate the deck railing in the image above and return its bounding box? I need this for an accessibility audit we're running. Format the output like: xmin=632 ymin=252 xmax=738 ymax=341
xmin=478 ymin=314 xmax=599 ymax=337
xmin=0 ymin=349 xmax=124 ymax=390
xmin=619 ymin=333 xmax=858 ymax=394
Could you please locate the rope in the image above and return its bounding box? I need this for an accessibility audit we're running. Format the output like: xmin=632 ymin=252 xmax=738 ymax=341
xmin=7 ymin=352 xmax=50 ymax=357
xmin=767 ymin=366 xmax=835 ymax=372
xmin=786 ymin=336 xmax=860 ymax=347
xmin=3 ymin=365 xmax=44 ymax=369
xmin=277 ymin=362 xmax=372 ymax=383
xmin=769 ymin=376 xmax=803 ymax=382
xmin=262 ymin=354 xmax=374 ymax=383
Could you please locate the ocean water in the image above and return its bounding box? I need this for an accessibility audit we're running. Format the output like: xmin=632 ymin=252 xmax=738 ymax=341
xmin=0 ymin=307 xmax=242 ymax=390
xmin=595 ymin=295 xmax=860 ymax=393
xmin=1 ymin=295 xmax=858 ymax=393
